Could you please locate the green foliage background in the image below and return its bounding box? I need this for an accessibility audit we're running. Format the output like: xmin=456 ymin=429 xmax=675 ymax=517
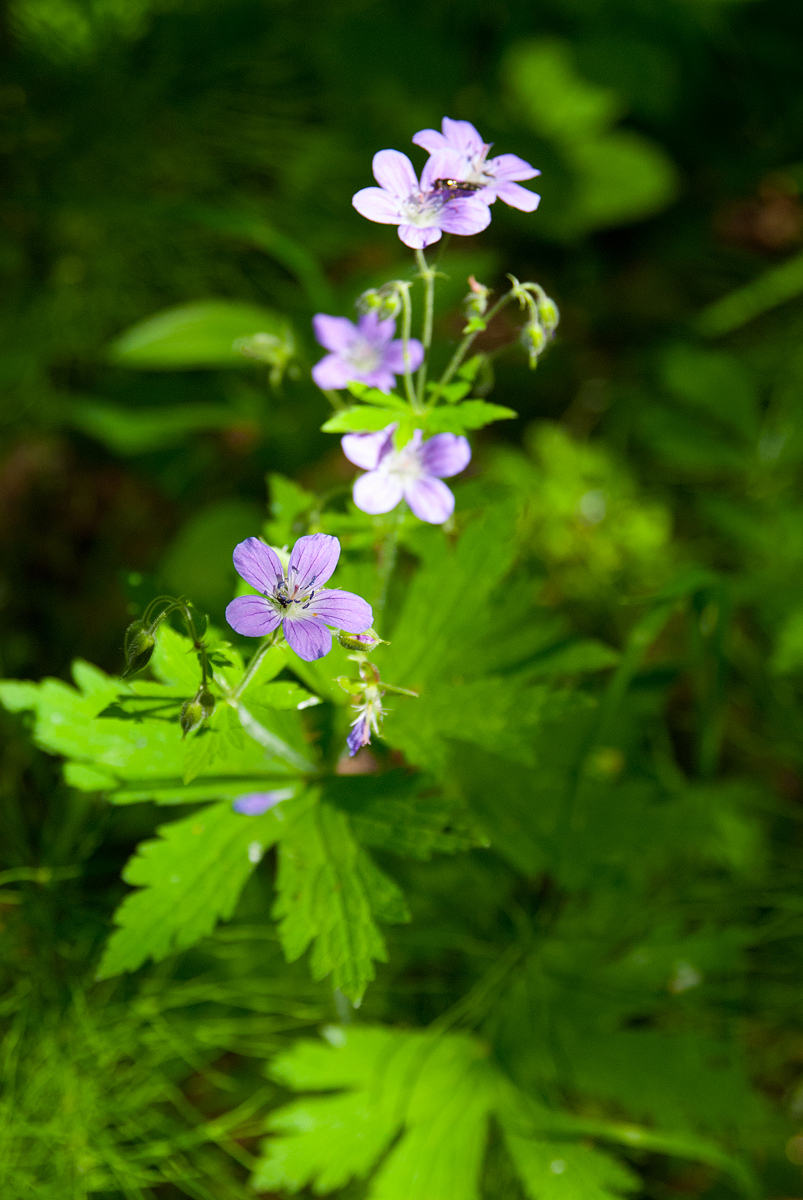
xmin=5 ymin=0 xmax=803 ymax=1196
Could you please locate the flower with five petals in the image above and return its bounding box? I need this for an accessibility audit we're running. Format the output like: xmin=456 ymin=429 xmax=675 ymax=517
xmin=342 ymin=424 xmax=471 ymax=524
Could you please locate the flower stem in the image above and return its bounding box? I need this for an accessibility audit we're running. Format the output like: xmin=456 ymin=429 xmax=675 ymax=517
xmin=231 ymin=632 xmax=278 ymax=701
xmin=399 ymin=282 xmax=417 ymax=410
xmin=376 ymin=504 xmax=405 ymax=615
xmin=414 ymin=248 xmax=436 ymax=409
xmin=432 ymin=289 xmax=516 ymax=401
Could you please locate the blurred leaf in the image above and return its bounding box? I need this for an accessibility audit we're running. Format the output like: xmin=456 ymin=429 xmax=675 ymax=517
xmin=109 ymin=300 xmax=291 ymax=369
xmin=503 ymin=1136 xmax=638 ymax=1200
xmin=160 ymin=499 xmax=263 ymax=616
xmin=426 ymin=401 xmax=517 ymax=433
xmin=67 ymin=398 xmax=240 ymax=453
xmin=697 ymin=250 xmax=803 ymax=336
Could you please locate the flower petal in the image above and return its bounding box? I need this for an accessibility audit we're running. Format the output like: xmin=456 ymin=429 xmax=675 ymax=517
xmin=412 ymin=128 xmax=449 ymax=153
xmin=398 ymin=223 xmax=442 ymax=248
xmin=353 ymin=469 xmax=405 ymax=514
xmin=232 ymin=537 xmax=284 ymax=594
xmin=439 ymin=196 xmax=492 ymax=237
xmin=359 ymin=367 xmax=396 ymax=393
xmin=310 ymin=588 xmax=373 ymax=633
xmin=352 ymin=187 xmax=401 ymax=224
xmin=420 ymin=148 xmax=470 ymax=191
xmin=494 ymin=181 xmax=541 ymax=212
xmin=356 ymin=311 xmax=396 ymax=344
xmin=404 ymin=476 xmax=456 ymax=524
xmin=233 ymin=788 xmax=293 ymax=815
xmin=312 ymin=313 xmax=356 ymax=353
xmin=341 ymin=426 xmax=397 ymax=470
xmin=488 ymin=153 xmax=541 ymax=183
xmin=288 ymin=532 xmax=340 ymax=592
xmin=283 ymin=616 xmax=332 ymax=661
xmin=382 ymin=337 xmax=424 ymax=374
xmin=225 ymin=595 xmax=282 ymax=637
xmin=347 ymin=714 xmax=371 ymax=756
xmin=420 ymin=432 xmax=472 ymax=478
xmin=441 ymin=117 xmax=485 ymax=154
xmin=312 ymin=353 xmax=353 ymax=390
xmin=372 ymin=149 xmax=418 ymax=197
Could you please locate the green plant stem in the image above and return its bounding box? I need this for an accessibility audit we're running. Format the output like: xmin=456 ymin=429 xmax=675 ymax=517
xmin=415 ymin=248 xmax=436 ymax=409
xmin=376 ymin=505 xmax=405 ymax=615
xmin=399 ymin=282 xmax=417 ymax=409
xmin=231 ymin=632 xmax=278 ymax=701
xmin=433 ymin=290 xmax=517 ymax=400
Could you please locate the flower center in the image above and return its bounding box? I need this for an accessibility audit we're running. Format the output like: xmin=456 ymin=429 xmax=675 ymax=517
xmin=270 ymin=578 xmax=320 ymax=619
xmin=345 ymin=336 xmax=382 ymax=374
xmin=400 ymin=190 xmax=445 ymax=228
xmin=385 ymin=440 xmax=424 ymax=487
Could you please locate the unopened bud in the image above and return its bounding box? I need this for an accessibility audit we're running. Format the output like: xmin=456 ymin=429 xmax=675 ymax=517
xmin=536 ymin=294 xmax=559 ymax=335
xmin=180 ymin=688 xmax=215 ymax=738
xmin=122 ymin=621 xmax=156 ymax=679
xmin=521 ymin=320 xmax=547 ymax=368
xmin=464 ymin=275 xmax=490 ymax=318
xmin=356 ymin=283 xmax=403 ymax=321
xmin=335 ymin=628 xmax=386 ymax=651
xmin=234 ymin=325 xmax=296 ymax=387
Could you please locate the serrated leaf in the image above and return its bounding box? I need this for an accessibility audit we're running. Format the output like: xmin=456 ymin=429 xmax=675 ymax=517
xmin=502 ymin=1135 xmax=638 ymax=1200
xmin=426 ymin=400 xmax=517 ymax=434
xmin=272 ymin=802 xmax=407 ymax=1001
xmin=97 ymin=793 xmax=310 ymax=977
xmin=347 ymin=382 xmax=411 ymax=412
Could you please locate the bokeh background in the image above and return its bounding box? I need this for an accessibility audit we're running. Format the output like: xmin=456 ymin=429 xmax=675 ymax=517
xmin=7 ymin=0 xmax=803 ymax=1195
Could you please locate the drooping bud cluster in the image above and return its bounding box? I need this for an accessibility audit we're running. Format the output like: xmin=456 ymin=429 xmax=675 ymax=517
xmin=180 ymin=687 xmax=216 ymax=739
xmin=122 ymin=621 xmax=157 ymax=679
xmin=462 ymin=275 xmax=491 ymax=333
xmin=356 ymin=281 xmax=408 ymax=322
xmin=507 ymin=275 xmax=560 ymax=369
xmin=234 ymin=324 xmax=297 ymax=387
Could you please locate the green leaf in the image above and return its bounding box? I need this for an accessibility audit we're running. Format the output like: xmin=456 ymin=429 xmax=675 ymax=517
xmin=321 ymin=405 xmax=407 ymax=433
xmin=272 ymin=801 xmax=408 ymax=1001
xmin=265 ymin=473 xmax=315 ymax=546
xmin=109 ymin=300 xmax=290 ymax=369
xmin=66 ymin=400 xmax=240 ymax=454
xmin=347 ymin=381 xmax=410 ymax=411
xmin=502 ymin=1135 xmax=638 ymax=1200
xmin=426 ymin=400 xmax=516 ymax=433
xmin=97 ymin=793 xmax=309 ymax=977
xmin=527 ymin=639 xmax=620 ymax=676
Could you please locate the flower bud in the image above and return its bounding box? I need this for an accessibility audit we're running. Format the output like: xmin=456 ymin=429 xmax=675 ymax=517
xmin=521 ymin=320 xmax=548 ymax=368
xmin=464 ymin=275 xmax=490 ymax=318
xmin=356 ymin=283 xmax=403 ymax=321
xmin=537 ymin=294 xmax=559 ymax=335
xmin=358 ymin=660 xmax=381 ymax=686
xmin=180 ymin=688 xmax=215 ymax=738
xmin=122 ymin=621 xmax=156 ymax=679
xmin=335 ymin=628 xmax=386 ymax=651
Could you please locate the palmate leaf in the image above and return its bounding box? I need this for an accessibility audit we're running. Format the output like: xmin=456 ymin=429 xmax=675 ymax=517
xmin=253 ymin=1027 xmax=747 ymax=1200
xmin=320 ymin=399 xmax=516 ymax=436
xmin=96 ymin=792 xmax=311 ymax=978
xmin=273 ymin=801 xmax=409 ymax=1001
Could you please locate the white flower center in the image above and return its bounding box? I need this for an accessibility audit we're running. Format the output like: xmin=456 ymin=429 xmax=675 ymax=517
xmin=400 ymin=191 xmax=444 ymax=228
xmin=346 ymin=336 xmax=382 ymax=373
xmin=383 ymin=440 xmax=425 ymax=486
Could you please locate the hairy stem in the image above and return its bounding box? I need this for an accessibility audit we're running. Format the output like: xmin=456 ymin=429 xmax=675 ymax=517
xmin=415 ymin=248 xmax=436 ymax=409
xmin=376 ymin=505 xmax=405 ymax=615
xmin=399 ymin=283 xmax=417 ymax=409
xmin=231 ymin=632 xmax=278 ymax=701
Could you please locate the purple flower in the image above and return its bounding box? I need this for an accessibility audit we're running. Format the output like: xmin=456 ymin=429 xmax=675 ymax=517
xmin=311 ymin=311 xmax=423 ymax=394
xmin=412 ymin=118 xmax=540 ymax=213
xmin=341 ymin=425 xmax=471 ymax=524
xmin=225 ymin=533 xmax=372 ymax=661
xmin=233 ymin=788 xmax=294 ymax=815
xmin=352 ymin=148 xmax=491 ymax=249
xmin=347 ymin=693 xmax=385 ymax=757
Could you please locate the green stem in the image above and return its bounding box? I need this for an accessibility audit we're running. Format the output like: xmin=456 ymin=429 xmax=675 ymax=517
xmin=376 ymin=505 xmax=405 ymax=615
xmin=231 ymin=632 xmax=278 ymax=701
xmin=399 ymin=282 xmax=417 ymax=409
xmin=433 ymin=290 xmax=517 ymax=400
xmin=415 ymin=248 xmax=436 ymax=409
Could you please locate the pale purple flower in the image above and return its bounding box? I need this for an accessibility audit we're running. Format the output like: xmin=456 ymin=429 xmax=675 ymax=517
xmin=341 ymin=424 xmax=471 ymax=524
xmin=412 ymin=118 xmax=540 ymax=213
xmin=352 ymin=148 xmax=491 ymax=249
xmin=233 ymin=788 xmax=294 ymax=815
xmin=225 ymin=533 xmax=372 ymax=661
xmin=347 ymin=693 xmax=385 ymax=757
xmin=311 ymin=311 xmax=423 ymax=394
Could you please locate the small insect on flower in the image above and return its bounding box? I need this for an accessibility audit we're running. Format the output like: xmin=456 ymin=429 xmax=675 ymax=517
xmin=413 ymin=117 xmax=541 ymax=212
xmin=225 ymin=533 xmax=373 ymax=662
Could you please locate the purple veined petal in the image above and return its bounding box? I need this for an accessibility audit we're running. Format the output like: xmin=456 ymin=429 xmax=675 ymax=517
xmin=341 ymin=425 xmax=397 ymax=470
xmin=309 ymin=588 xmax=373 ymax=634
xmin=283 ymin=615 xmax=332 ymax=661
xmin=420 ymin=147 xmax=471 ymax=191
xmin=439 ymin=196 xmax=492 ymax=237
xmin=494 ymin=181 xmax=541 ymax=212
xmin=313 ymin=313 xmax=357 ymax=353
xmin=356 ymin=311 xmax=396 ymax=344
xmin=488 ymin=153 xmax=541 ymax=183
xmin=359 ymin=367 xmax=396 ymax=393
xmin=287 ymin=532 xmax=340 ymax=592
xmin=225 ymin=595 xmax=282 ymax=638
xmin=398 ymin=224 xmax=443 ymax=249
xmin=232 ymin=788 xmax=294 ymax=815
xmin=420 ymin=432 xmax=472 ymax=479
xmin=312 ymin=353 xmax=354 ymax=390
xmin=352 ymin=187 xmax=402 ymax=225
xmin=441 ymin=117 xmax=485 ymax=154
xmin=232 ymin=537 xmax=284 ymax=594
xmin=412 ymin=127 xmax=449 ymax=153
xmin=347 ymin=714 xmax=371 ymax=756
xmin=372 ymin=149 xmax=419 ymax=198
xmin=404 ymin=475 xmax=456 ymax=524
xmin=382 ymin=337 xmax=424 ymax=374
xmin=353 ymin=469 xmax=405 ymax=514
